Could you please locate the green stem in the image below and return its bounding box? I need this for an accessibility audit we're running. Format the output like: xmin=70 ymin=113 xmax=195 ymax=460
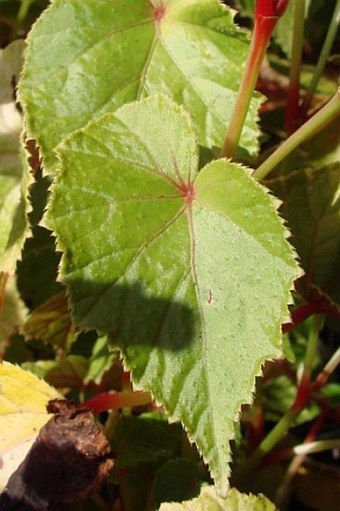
xmin=10 ymin=0 xmax=34 ymax=40
xmin=236 ymin=314 xmax=323 ymax=481
xmin=237 ymin=408 xmax=299 ymax=481
xmin=302 ymin=0 xmax=340 ymax=115
xmin=294 ymin=438 xmax=340 ymax=456
xmin=17 ymin=0 xmax=33 ymax=28
xmin=285 ymin=0 xmax=306 ymax=134
xmin=253 ymin=87 xmax=340 ymax=180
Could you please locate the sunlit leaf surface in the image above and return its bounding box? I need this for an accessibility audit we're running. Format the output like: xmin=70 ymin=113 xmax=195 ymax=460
xmin=19 ymin=0 xmax=262 ymax=173
xmin=47 ymin=95 xmax=299 ymax=492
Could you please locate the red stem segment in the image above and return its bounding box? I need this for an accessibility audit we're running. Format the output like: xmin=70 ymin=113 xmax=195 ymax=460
xmin=80 ymin=391 xmax=152 ymax=415
xmin=221 ymin=0 xmax=290 ymax=159
xmin=292 ymin=373 xmax=311 ymax=412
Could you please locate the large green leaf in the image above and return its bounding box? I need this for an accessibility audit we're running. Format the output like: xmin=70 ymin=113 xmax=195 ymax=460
xmin=47 ymin=95 xmax=299 ymax=493
xmin=0 ymin=40 xmax=31 ymax=274
xmin=268 ymin=163 xmax=340 ymax=317
xmin=19 ymin=0 xmax=262 ymax=173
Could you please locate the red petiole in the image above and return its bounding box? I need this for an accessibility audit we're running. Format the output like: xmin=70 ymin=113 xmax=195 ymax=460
xmin=80 ymin=391 xmax=152 ymax=415
xmin=221 ymin=0 xmax=290 ymax=158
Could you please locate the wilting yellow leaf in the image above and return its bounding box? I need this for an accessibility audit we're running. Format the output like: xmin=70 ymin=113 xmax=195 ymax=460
xmin=0 ymin=361 xmax=60 ymax=490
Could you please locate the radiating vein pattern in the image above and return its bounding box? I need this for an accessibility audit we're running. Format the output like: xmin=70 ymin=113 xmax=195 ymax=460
xmin=48 ymin=94 xmax=300 ymax=494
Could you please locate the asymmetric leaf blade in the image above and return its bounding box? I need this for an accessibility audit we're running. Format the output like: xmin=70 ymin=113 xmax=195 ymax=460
xmin=47 ymin=95 xmax=299 ymax=493
xmin=19 ymin=0 xmax=262 ymax=173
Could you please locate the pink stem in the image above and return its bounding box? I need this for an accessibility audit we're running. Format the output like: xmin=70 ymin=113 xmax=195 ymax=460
xmin=221 ymin=0 xmax=290 ymax=158
xmin=80 ymin=391 xmax=152 ymax=415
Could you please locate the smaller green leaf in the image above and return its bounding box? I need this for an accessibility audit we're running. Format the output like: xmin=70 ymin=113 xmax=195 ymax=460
xmin=24 ymin=291 xmax=76 ymax=350
xmin=19 ymin=0 xmax=262 ymax=173
xmin=159 ymin=486 xmax=276 ymax=511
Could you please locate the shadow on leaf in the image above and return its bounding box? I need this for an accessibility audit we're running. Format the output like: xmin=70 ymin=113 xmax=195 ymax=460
xmin=68 ymin=279 xmax=197 ymax=355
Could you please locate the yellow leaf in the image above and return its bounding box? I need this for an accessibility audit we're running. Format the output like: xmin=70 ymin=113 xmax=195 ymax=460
xmin=0 ymin=361 xmax=60 ymax=490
